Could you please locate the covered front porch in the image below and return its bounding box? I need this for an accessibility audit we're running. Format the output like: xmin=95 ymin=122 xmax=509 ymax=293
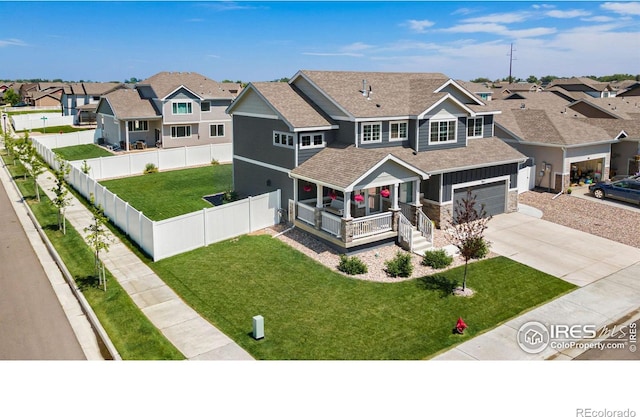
xmin=289 ymin=151 xmax=434 ymax=252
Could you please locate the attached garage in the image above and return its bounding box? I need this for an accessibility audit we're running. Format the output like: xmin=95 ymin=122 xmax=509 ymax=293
xmin=453 ymin=180 xmax=507 ymax=216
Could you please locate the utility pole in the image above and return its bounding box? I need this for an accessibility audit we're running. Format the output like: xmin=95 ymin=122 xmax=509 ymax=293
xmin=508 ymin=43 xmax=516 ymax=84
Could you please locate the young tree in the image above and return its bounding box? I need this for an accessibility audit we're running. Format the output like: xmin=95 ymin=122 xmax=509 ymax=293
xmin=16 ymin=135 xmax=45 ymax=201
xmin=3 ymin=88 xmax=20 ymax=106
xmin=3 ymin=131 xmax=16 ymax=161
xmin=84 ymin=193 xmax=112 ymax=291
xmin=50 ymin=156 xmax=72 ymax=234
xmin=445 ymin=189 xmax=492 ymax=294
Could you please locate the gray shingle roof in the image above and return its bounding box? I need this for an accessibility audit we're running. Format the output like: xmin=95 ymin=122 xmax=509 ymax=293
xmin=250 ymin=82 xmax=334 ymax=129
xmin=291 ymin=138 xmax=525 ymax=188
xmin=103 ymin=89 xmax=160 ymax=119
xmin=140 ymin=71 xmax=234 ymax=100
xmin=489 ymin=92 xmax=616 ymax=145
xmin=298 ymin=70 xmax=451 ymax=118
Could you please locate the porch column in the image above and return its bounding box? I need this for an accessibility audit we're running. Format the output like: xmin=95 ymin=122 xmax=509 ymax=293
xmin=392 ymin=183 xmax=399 ymax=210
xmin=414 ymin=179 xmax=421 ymax=204
xmin=314 ymin=184 xmax=323 ymax=230
xmin=344 ymin=191 xmax=351 ymax=219
xmin=316 ymin=184 xmax=323 ymax=208
xmin=125 ymin=124 xmax=130 ymax=151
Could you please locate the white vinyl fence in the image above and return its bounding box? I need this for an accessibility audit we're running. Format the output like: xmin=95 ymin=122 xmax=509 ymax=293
xmin=32 ymin=135 xmax=278 ymax=261
xmin=11 ymin=113 xmax=75 ymax=131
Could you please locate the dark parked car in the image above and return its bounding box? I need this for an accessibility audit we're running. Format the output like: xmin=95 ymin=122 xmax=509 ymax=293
xmin=589 ymin=179 xmax=640 ymax=205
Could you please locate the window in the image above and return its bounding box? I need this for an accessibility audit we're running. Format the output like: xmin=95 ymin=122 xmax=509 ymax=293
xmin=300 ymin=133 xmax=325 ymax=148
xmin=273 ymin=131 xmax=294 ymax=148
xmin=127 ymin=120 xmax=148 ymax=132
xmin=467 ymin=117 xmax=483 ymax=138
xmin=172 ymin=102 xmax=192 ymax=115
xmin=210 ymin=123 xmax=224 ymax=137
xmin=171 ymin=125 xmax=191 ymax=138
xmin=201 ymin=101 xmax=211 ymax=112
xmin=361 ymin=122 xmax=381 ymax=143
xmin=429 ymin=120 xmax=457 ymax=143
xmin=390 ymin=121 xmax=408 ymax=141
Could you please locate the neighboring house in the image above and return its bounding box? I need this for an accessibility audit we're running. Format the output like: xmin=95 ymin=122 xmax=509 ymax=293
xmin=227 ymin=70 xmax=526 ymax=252
xmin=19 ymin=82 xmax=66 ymax=106
xmin=616 ymin=82 xmax=640 ymax=97
xmin=548 ymin=77 xmax=616 ymax=98
xmin=458 ymin=81 xmax=494 ymax=101
xmin=490 ymin=92 xmax=640 ymax=191
xmin=95 ymin=71 xmax=238 ymax=150
xmin=495 ymin=82 xmax=542 ymax=98
xmin=61 ymin=82 xmax=125 ymax=124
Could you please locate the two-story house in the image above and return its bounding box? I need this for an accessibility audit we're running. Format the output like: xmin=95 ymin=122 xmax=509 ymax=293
xmin=61 ymin=82 xmax=125 ymax=124
xmin=227 ymin=70 xmax=526 ymax=252
xmin=95 ymin=71 xmax=237 ymax=150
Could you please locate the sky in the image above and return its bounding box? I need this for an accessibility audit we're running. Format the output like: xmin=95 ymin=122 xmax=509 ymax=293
xmin=1 ymin=1 xmax=639 ymax=82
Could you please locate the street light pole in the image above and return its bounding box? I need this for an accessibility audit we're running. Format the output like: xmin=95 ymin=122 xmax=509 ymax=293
xmin=2 ymin=113 xmax=6 ymax=134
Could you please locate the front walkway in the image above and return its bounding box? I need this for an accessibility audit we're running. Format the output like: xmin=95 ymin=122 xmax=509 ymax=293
xmin=36 ymin=171 xmax=254 ymax=360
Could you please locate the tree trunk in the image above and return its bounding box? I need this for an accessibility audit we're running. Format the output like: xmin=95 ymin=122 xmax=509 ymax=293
xmin=463 ymin=260 xmax=469 ymax=291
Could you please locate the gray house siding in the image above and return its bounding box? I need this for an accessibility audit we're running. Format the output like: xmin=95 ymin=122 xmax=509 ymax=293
xmin=297 ymin=130 xmax=336 ymax=165
xmin=483 ymin=115 xmax=493 ymax=138
xmin=417 ymin=117 xmax=466 ymax=151
xmin=233 ymin=115 xmax=295 ymax=170
xmin=335 ymin=120 xmax=356 ymax=146
xmin=233 ymin=158 xmax=293 ymax=205
xmin=441 ymin=163 xmax=518 ymax=201
xmin=96 ymin=100 xmax=114 ymax=116
xmin=422 ymin=174 xmax=441 ymax=202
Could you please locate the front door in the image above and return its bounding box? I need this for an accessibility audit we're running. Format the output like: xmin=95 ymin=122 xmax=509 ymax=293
xmin=366 ymin=187 xmax=381 ymax=215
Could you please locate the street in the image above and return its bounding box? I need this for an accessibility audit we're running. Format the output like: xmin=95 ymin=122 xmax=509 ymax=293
xmin=0 ymin=174 xmax=85 ymax=359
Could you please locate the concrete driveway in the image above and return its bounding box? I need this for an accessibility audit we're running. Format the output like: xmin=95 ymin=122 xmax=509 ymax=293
xmin=485 ymin=211 xmax=640 ymax=287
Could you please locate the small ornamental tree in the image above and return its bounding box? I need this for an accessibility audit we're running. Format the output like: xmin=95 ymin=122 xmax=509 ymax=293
xmin=445 ymin=189 xmax=492 ymax=293
xmin=3 ymin=131 xmax=17 ymax=161
xmin=50 ymin=156 xmax=72 ymax=234
xmin=84 ymin=193 xmax=113 ymax=291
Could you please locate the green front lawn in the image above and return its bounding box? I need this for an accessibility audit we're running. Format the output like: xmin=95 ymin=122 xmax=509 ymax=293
xmin=18 ymin=125 xmax=93 ymax=134
xmin=100 ymin=164 xmax=232 ymax=220
xmin=1 ymin=152 xmax=184 ymax=360
xmin=53 ymin=144 xmax=113 ymax=161
xmin=152 ymin=235 xmax=576 ymax=360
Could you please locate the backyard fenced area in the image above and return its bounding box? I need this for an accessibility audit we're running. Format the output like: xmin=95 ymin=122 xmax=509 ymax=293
xmin=32 ymin=133 xmax=279 ymax=261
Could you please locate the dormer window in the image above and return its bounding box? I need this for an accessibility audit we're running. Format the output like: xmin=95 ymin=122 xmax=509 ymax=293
xmin=389 ymin=121 xmax=408 ymax=141
xmin=300 ymin=133 xmax=325 ymax=149
xmin=361 ymin=122 xmax=382 ymax=143
xmin=467 ymin=117 xmax=483 ymax=138
xmin=172 ymin=101 xmax=192 ymax=115
xmin=429 ymin=119 xmax=456 ymax=144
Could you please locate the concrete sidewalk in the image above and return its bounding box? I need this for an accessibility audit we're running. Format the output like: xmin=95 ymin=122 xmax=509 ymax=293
xmin=36 ymin=171 xmax=254 ymax=360
xmin=433 ymin=209 xmax=640 ymax=360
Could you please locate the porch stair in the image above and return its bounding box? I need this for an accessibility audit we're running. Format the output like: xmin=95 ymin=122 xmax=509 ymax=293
xmin=410 ymin=228 xmax=432 ymax=256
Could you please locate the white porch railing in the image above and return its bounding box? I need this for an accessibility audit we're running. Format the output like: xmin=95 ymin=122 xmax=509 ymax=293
xmin=297 ymin=202 xmax=315 ymax=226
xmin=351 ymin=212 xmax=392 ymax=239
xmin=398 ymin=212 xmax=414 ymax=251
xmin=417 ymin=209 xmax=434 ymax=244
xmin=321 ymin=211 xmax=341 ymax=237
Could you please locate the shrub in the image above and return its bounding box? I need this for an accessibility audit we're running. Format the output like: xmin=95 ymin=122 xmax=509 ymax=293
xmin=337 ymin=254 xmax=368 ymax=275
xmin=144 ymin=163 xmax=158 ymax=174
xmin=211 ymin=158 xmax=220 ymax=166
xmin=422 ymin=249 xmax=453 ymax=269
xmin=385 ymin=251 xmax=414 ymax=278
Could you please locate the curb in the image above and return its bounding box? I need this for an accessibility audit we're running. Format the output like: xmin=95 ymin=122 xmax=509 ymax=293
xmin=1 ymin=153 xmax=121 ymax=360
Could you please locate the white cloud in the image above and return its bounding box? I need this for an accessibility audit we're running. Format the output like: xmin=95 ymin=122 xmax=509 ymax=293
xmin=601 ymin=2 xmax=640 ymax=15
xmin=582 ymin=16 xmax=615 ymax=22
xmin=0 ymin=38 xmax=27 ymax=47
xmin=545 ymin=9 xmax=591 ymax=18
xmin=532 ymin=4 xmax=556 ymax=9
xmin=302 ymin=52 xmax=364 ymax=57
xmin=341 ymin=42 xmax=374 ymax=52
xmin=462 ymin=12 xmax=531 ymax=24
xmin=442 ymin=23 xmax=556 ymax=38
xmin=405 ymin=19 xmax=435 ymax=33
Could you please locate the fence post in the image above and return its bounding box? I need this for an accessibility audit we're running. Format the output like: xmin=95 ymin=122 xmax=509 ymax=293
xmin=203 ymin=208 xmax=208 ymax=246
xmin=113 ymin=194 xmax=118 ymax=224
xmin=125 ymin=202 xmax=130 ymax=235
xmin=139 ymin=211 xmax=143 ymax=245
xmin=248 ymin=196 xmax=252 ymax=232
